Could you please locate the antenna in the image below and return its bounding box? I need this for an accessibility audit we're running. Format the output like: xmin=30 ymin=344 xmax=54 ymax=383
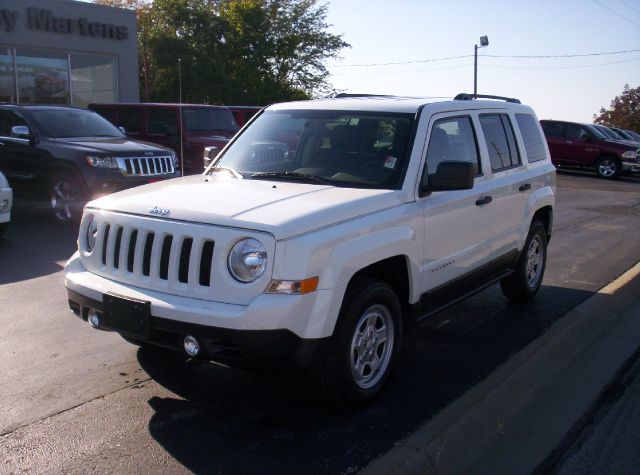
xmin=178 ymin=58 xmax=184 ymax=176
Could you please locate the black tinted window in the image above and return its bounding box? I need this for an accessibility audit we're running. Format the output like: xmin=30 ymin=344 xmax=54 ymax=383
xmin=480 ymin=114 xmax=521 ymax=172
xmin=515 ymin=114 xmax=547 ymax=163
xmin=29 ymin=109 xmax=123 ymax=138
xmin=148 ymin=108 xmax=178 ymax=135
xmin=91 ymin=106 xmax=115 ymax=123
xmin=182 ymin=108 xmax=238 ymax=132
xmin=541 ymin=121 xmax=564 ymax=138
xmin=118 ymin=107 xmax=142 ymax=134
xmin=565 ymin=124 xmax=589 ymax=140
xmin=0 ymin=110 xmax=28 ymax=136
xmin=425 ymin=116 xmax=480 ymax=176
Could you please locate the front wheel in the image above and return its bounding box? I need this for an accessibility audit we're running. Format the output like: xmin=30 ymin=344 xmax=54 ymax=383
xmin=49 ymin=173 xmax=84 ymax=223
xmin=311 ymin=277 xmax=402 ymax=406
xmin=595 ymin=156 xmax=621 ymax=179
xmin=500 ymin=220 xmax=548 ymax=302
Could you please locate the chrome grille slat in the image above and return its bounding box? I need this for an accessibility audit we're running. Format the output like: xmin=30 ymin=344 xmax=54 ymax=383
xmin=115 ymin=155 xmax=174 ymax=177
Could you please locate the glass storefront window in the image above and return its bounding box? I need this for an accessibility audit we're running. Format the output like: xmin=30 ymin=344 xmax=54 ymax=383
xmin=70 ymin=54 xmax=117 ymax=108
xmin=16 ymin=48 xmax=70 ymax=105
xmin=0 ymin=47 xmax=16 ymax=103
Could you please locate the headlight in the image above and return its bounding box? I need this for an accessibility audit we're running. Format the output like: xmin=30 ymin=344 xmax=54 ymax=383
xmin=85 ymin=155 xmax=118 ymax=168
xmin=85 ymin=214 xmax=98 ymax=252
xmin=228 ymin=238 xmax=267 ymax=283
xmin=621 ymin=150 xmax=636 ymax=159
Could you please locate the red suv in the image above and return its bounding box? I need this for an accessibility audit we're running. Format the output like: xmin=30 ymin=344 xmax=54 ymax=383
xmin=89 ymin=103 xmax=239 ymax=176
xmin=540 ymin=120 xmax=640 ymax=179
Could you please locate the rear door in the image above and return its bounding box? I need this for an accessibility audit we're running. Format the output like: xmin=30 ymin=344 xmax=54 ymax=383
xmin=477 ymin=111 xmax=528 ymax=264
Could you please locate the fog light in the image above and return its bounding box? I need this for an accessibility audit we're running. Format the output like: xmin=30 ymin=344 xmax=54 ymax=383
xmin=183 ymin=335 xmax=200 ymax=357
xmin=0 ymin=200 xmax=8 ymax=210
xmin=87 ymin=309 xmax=101 ymax=328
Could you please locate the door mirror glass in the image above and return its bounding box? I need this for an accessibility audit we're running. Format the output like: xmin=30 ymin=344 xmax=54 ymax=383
xmin=422 ymin=161 xmax=475 ymax=192
xmin=11 ymin=125 xmax=31 ymax=139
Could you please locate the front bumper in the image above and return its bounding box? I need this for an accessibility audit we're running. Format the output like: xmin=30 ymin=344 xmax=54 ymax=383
xmin=622 ymin=161 xmax=640 ymax=174
xmin=84 ymin=169 xmax=181 ymax=198
xmin=64 ymin=252 xmax=336 ymax=367
xmin=0 ymin=186 xmax=12 ymax=224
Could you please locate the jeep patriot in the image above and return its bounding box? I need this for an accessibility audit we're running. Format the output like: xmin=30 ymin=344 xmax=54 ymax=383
xmin=65 ymin=94 xmax=555 ymax=406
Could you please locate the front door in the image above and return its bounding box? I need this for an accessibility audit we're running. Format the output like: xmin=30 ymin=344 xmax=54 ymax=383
xmin=418 ymin=112 xmax=494 ymax=303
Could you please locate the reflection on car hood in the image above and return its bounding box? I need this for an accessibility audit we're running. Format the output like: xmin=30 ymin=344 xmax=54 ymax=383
xmin=88 ymin=175 xmax=404 ymax=240
xmin=50 ymin=137 xmax=173 ymax=154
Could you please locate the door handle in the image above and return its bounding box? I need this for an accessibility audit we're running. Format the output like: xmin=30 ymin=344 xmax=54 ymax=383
xmin=565 ymin=140 xmax=573 ymax=144
xmin=475 ymin=196 xmax=493 ymax=206
xmin=518 ymin=183 xmax=531 ymax=192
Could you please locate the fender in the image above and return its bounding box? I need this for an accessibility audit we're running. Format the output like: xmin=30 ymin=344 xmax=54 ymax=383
xmin=520 ymin=183 xmax=555 ymax=249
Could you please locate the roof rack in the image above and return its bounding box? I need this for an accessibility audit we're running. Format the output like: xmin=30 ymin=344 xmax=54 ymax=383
xmin=454 ymin=93 xmax=521 ymax=104
xmin=334 ymin=93 xmax=396 ymax=98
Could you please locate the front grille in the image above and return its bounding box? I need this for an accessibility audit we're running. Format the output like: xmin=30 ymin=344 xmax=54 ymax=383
xmin=81 ymin=211 xmax=274 ymax=305
xmin=99 ymin=224 xmax=214 ymax=288
xmin=116 ymin=156 xmax=175 ymax=176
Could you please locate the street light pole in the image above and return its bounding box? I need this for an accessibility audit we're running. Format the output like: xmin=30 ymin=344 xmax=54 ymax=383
xmin=474 ymin=35 xmax=489 ymax=98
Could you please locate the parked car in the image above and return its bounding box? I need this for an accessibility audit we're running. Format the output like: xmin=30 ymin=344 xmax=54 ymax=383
xmin=0 ymin=170 xmax=12 ymax=237
xmin=608 ymin=126 xmax=640 ymax=144
xmin=0 ymin=104 xmax=179 ymax=222
xmin=540 ymin=119 xmax=640 ymax=178
xmin=89 ymin=103 xmax=239 ymax=175
xmin=66 ymin=93 xmax=556 ymax=406
xmin=227 ymin=106 xmax=262 ymax=127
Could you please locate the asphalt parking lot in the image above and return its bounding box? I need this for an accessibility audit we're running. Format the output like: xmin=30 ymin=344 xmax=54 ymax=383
xmin=1 ymin=171 xmax=640 ymax=474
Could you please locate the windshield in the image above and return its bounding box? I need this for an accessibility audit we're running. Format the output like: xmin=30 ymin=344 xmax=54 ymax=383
xmin=594 ymin=125 xmax=618 ymax=140
xmin=30 ymin=109 xmax=124 ymax=139
xmin=182 ymin=107 xmax=239 ymax=133
xmin=209 ymin=109 xmax=414 ymax=189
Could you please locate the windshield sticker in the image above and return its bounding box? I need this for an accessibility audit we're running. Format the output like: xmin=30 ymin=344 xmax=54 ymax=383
xmin=384 ymin=155 xmax=398 ymax=169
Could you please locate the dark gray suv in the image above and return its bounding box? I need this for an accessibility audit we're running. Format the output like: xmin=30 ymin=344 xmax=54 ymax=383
xmin=0 ymin=105 xmax=180 ymax=222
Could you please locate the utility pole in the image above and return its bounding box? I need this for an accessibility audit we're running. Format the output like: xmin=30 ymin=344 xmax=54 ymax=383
xmin=474 ymin=36 xmax=489 ymax=98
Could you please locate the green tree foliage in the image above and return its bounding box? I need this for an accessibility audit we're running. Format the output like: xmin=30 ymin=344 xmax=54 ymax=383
xmin=594 ymin=84 xmax=640 ymax=132
xmin=94 ymin=0 xmax=348 ymax=104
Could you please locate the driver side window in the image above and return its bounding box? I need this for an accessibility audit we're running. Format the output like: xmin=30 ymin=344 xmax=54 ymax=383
xmin=424 ymin=116 xmax=480 ymax=177
xmin=0 ymin=110 xmax=28 ymax=137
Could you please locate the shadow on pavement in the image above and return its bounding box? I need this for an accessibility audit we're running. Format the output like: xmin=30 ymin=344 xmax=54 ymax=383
xmin=0 ymin=204 xmax=79 ymax=285
xmin=139 ymin=284 xmax=592 ymax=475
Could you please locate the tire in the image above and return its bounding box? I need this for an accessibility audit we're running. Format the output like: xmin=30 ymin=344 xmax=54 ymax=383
xmin=500 ymin=220 xmax=548 ymax=302
xmin=595 ymin=156 xmax=621 ymax=179
xmin=49 ymin=173 xmax=85 ymax=223
xmin=310 ymin=277 xmax=403 ymax=407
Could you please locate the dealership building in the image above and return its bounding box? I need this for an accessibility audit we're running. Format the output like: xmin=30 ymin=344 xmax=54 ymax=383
xmin=0 ymin=0 xmax=139 ymax=107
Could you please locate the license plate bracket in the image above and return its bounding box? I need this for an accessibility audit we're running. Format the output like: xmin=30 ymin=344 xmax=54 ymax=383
xmin=102 ymin=293 xmax=150 ymax=338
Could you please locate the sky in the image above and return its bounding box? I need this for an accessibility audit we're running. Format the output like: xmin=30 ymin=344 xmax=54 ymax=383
xmin=322 ymin=0 xmax=640 ymax=122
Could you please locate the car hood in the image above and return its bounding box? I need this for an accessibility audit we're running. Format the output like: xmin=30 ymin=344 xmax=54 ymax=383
xmin=87 ymin=175 xmax=405 ymax=240
xmin=49 ymin=137 xmax=173 ymax=154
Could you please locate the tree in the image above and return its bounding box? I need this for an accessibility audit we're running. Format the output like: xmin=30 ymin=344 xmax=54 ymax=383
xmin=93 ymin=0 xmax=348 ymax=104
xmin=594 ymin=84 xmax=640 ymax=132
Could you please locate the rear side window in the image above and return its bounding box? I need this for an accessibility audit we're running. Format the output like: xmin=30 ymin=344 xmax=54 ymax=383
xmin=515 ymin=114 xmax=547 ymax=163
xmin=118 ymin=107 xmax=142 ymax=134
xmin=479 ymin=114 xmax=521 ymax=172
xmin=425 ymin=115 xmax=481 ymax=176
xmin=541 ymin=121 xmax=564 ymax=137
xmin=148 ymin=108 xmax=178 ymax=135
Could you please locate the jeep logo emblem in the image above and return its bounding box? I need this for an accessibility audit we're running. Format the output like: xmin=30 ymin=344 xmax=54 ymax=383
xmin=149 ymin=206 xmax=170 ymax=216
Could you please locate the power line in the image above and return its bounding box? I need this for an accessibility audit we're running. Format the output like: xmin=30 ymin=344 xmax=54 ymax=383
xmin=620 ymin=0 xmax=640 ymax=15
xmin=482 ymin=56 xmax=640 ymax=70
xmin=592 ymin=0 xmax=640 ymax=27
xmin=330 ymin=49 xmax=640 ymax=68
xmin=482 ymin=49 xmax=640 ymax=58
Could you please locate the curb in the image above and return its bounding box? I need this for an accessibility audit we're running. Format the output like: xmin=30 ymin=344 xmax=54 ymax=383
xmin=361 ymin=261 xmax=640 ymax=475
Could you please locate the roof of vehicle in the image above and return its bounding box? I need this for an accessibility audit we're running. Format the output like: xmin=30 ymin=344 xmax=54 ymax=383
xmin=0 ymin=103 xmax=89 ymax=112
xmin=267 ymin=94 xmax=534 ymax=115
xmin=89 ymin=102 xmax=231 ymax=109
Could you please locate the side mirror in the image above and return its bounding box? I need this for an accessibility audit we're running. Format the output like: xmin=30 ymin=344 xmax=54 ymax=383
xmin=11 ymin=125 xmax=31 ymax=139
xmin=118 ymin=126 xmax=126 ymax=135
xmin=421 ymin=161 xmax=475 ymax=193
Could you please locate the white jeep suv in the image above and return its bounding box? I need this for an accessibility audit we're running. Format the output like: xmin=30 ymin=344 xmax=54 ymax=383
xmin=65 ymin=94 xmax=555 ymax=406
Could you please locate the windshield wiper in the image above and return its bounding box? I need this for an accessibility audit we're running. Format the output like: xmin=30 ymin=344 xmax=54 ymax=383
xmin=249 ymin=171 xmax=333 ymax=184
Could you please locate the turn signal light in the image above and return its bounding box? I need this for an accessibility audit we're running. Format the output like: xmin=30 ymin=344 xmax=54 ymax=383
xmin=266 ymin=277 xmax=319 ymax=295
